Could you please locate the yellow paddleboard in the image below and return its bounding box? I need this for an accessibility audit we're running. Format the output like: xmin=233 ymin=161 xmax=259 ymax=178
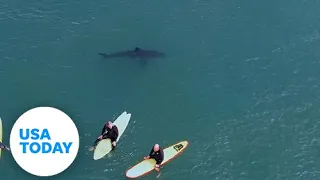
xmin=125 ymin=140 xmax=189 ymax=179
xmin=0 ymin=117 xmax=3 ymax=158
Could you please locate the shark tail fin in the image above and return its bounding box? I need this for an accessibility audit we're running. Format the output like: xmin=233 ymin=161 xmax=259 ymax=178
xmin=98 ymin=53 xmax=109 ymax=58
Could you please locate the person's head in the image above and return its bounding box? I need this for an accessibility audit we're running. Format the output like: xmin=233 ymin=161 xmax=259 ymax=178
xmin=153 ymin=144 xmax=160 ymax=152
xmin=106 ymin=121 xmax=113 ymax=129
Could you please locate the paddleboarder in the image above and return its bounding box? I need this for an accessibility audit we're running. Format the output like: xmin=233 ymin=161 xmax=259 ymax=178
xmin=0 ymin=141 xmax=10 ymax=151
xmin=144 ymin=144 xmax=164 ymax=176
xmin=89 ymin=121 xmax=119 ymax=151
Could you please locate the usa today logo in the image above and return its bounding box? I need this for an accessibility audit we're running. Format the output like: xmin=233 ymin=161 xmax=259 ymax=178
xmin=10 ymin=107 xmax=80 ymax=177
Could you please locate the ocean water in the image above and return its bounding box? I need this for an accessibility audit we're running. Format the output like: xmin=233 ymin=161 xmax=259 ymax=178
xmin=0 ymin=0 xmax=320 ymax=179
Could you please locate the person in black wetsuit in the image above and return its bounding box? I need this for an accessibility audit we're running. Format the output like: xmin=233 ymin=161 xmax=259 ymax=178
xmin=89 ymin=121 xmax=119 ymax=151
xmin=0 ymin=141 xmax=10 ymax=151
xmin=144 ymin=144 xmax=164 ymax=174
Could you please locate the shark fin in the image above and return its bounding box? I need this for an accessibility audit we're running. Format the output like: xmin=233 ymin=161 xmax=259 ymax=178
xmin=134 ymin=47 xmax=141 ymax=52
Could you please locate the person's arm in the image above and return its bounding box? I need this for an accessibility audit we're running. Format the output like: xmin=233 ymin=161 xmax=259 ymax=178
xmin=149 ymin=148 xmax=154 ymax=156
xmin=158 ymin=149 xmax=164 ymax=163
xmin=144 ymin=148 xmax=153 ymax=159
xmin=108 ymin=126 xmax=118 ymax=143
xmin=0 ymin=143 xmax=9 ymax=151
xmin=113 ymin=126 xmax=119 ymax=142
xmin=155 ymin=149 xmax=164 ymax=165
xmin=100 ymin=125 xmax=107 ymax=135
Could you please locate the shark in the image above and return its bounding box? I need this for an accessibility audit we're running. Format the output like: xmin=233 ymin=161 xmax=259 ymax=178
xmin=98 ymin=47 xmax=166 ymax=60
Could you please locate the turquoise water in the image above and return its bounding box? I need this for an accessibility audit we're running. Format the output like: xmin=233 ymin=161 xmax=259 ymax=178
xmin=1 ymin=0 xmax=320 ymax=179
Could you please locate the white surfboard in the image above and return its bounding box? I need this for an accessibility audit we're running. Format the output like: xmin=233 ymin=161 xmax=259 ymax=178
xmin=0 ymin=117 xmax=3 ymax=158
xmin=93 ymin=111 xmax=131 ymax=160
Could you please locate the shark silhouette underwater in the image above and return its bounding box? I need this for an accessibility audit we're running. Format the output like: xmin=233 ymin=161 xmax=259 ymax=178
xmin=98 ymin=47 xmax=166 ymax=60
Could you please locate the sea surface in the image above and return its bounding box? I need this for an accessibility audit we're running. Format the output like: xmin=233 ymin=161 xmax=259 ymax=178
xmin=1 ymin=0 xmax=320 ymax=179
